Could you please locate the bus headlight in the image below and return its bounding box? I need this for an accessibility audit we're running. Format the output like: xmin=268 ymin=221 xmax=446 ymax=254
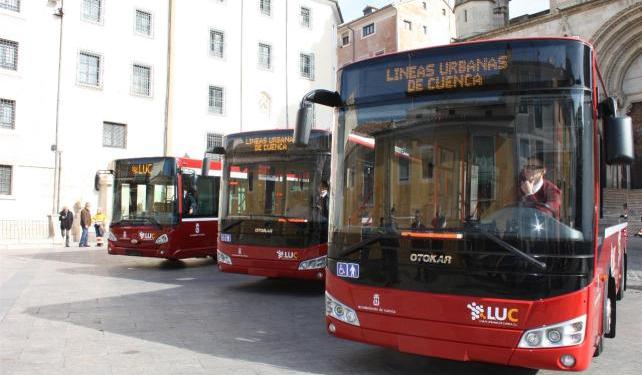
xmin=325 ymin=291 xmax=359 ymax=326
xmin=217 ymin=250 xmax=232 ymax=265
xmin=155 ymin=234 xmax=169 ymax=245
xmin=298 ymin=255 xmax=327 ymax=270
xmin=108 ymin=232 xmax=117 ymax=242
xmin=518 ymin=315 xmax=586 ymax=348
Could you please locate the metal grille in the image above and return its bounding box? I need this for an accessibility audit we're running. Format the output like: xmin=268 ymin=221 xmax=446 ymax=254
xmin=260 ymin=0 xmax=271 ymax=15
xmin=258 ymin=43 xmax=271 ymax=69
xmin=132 ymin=64 xmax=151 ymax=96
xmin=300 ymin=53 xmax=314 ymax=79
xmin=301 ymin=7 xmax=310 ymax=27
xmin=0 ymin=165 xmax=11 ymax=195
xmin=0 ymin=39 xmax=18 ymax=70
xmin=135 ymin=10 xmax=152 ymax=35
xmin=210 ymin=30 xmax=224 ymax=58
xmin=209 ymin=86 xmax=224 ymax=114
xmin=82 ymin=0 xmax=102 ymax=22
xmin=78 ymin=52 xmax=100 ymax=86
xmin=0 ymin=0 xmax=19 ymax=12
xmin=0 ymin=99 xmax=15 ymax=129
xmin=207 ymin=133 xmax=223 ymax=151
xmin=103 ymin=122 xmax=126 ymax=148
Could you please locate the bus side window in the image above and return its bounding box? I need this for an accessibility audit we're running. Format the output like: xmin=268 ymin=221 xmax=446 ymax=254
xmin=192 ymin=176 xmax=220 ymax=217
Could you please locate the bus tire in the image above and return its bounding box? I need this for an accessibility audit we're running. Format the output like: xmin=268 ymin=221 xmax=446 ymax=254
xmin=617 ymin=255 xmax=626 ymax=300
xmin=604 ymin=277 xmax=617 ymax=339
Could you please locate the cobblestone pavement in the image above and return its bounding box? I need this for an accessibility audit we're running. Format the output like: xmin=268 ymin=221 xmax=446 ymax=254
xmin=1 ymin=240 xmax=641 ymax=375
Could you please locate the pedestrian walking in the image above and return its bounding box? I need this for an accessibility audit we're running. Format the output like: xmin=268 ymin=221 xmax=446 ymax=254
xmin=92 ymin=208 xmax=106 ymax=247
xmin=79 ymin=202 xmax=92 ymax=247
xmin=58 ymin=206 xmax=73 ymax=247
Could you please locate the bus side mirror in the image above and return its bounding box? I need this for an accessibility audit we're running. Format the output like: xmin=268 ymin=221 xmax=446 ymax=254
xmin=295 ymin=103 xmax=314 ymax=146
xmin=605 ymin=116 xmax=634 ymax=165
xmin=202 ymin=157 xmax=212 ymax=177
xmin=295 ymin=89 xmax=342 ymax=146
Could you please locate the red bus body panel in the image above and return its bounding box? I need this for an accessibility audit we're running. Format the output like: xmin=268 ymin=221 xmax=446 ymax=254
xmin=218 ymin=241 xmax=327 ymax=280
xmin=325 ymin=223 xmax=628 ymax=371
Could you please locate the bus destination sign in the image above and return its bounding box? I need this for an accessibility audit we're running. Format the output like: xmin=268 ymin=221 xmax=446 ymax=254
xmin=386 ymin=54 xmax=509 ymax=93
xmin=130 ymin=163 xmax=153 ymax=176
xmin=243 ymin=135 xmax=294 ymax=152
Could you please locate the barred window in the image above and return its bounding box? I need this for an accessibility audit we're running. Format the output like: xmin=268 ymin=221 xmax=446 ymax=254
xmin=207 ymin=133 xmax=223 ymax=151
xmin=0 ymin=99 xmax=15 ymax=129
xmin=260 ymin=0 xmax=270 ymax=16
xmin=135 ymin=10 xmax=152 ymax=36
xmin=258 ymin=43 xmax=271 ymax=69
xmin=0 ymin=165 xmax=11 ymax=195
xmin=78 ymin=52 xmax=101 ymax=86
xmin=0 ymin=39 xmax=18 ymax=71
xmin=209 ymin=86 xmax=224 ymax=114
xmin=82 ymin=0 xmax=102 ymax=23
xmin=300 ymin=53 xmax=314 ymax=80
xmin=210 ymin=29 xmax=224 ymax=58
xmin=362 ymin=23 xmax=375 ymax=37
xmin=301 ymin=7 xmax=311 ymax=28
xmin=0 ymin=0 xmax=20 ymax=12
xmin=103 ymin=122 xmax=126 ymax=148
xmin=132 ymin=64 xmax=151 ymax=96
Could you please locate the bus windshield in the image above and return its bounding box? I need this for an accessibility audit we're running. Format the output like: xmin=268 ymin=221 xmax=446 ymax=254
xmin=225 ymin=156 xmax=327 ymax=222
xmin=112 ymin=158 xmax=177 ymax=226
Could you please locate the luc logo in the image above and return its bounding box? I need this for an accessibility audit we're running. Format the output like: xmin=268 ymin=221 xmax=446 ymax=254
xmin=373 ymin=294 xmax=380 ymax=307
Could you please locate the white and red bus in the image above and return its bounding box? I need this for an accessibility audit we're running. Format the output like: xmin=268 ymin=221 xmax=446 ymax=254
xmin=107 ymin=157 xmax=221 ymax=260
xmin=217 ymin=129 xmax=331 ymax=280
xmin=295 ymin=38 xmax=634 ymax=371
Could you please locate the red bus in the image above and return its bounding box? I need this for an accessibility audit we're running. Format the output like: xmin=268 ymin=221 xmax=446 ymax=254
xmin=295 ymin=38 xmax=634 ymax=371
xmin=217 ymin=129 xmax=331 ymax=280
xmin=107 ymin=156 xmax=221 ymax=260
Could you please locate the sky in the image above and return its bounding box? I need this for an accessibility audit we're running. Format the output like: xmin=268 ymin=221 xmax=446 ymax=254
xmin=338 ymin=0 xmax=551 ymax=23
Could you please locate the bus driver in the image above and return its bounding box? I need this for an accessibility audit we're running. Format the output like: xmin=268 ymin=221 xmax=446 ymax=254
xmin=519 ymin=153 xmax=561 ymax=219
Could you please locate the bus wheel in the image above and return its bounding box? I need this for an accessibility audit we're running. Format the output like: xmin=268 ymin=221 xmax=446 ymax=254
xmin=604 ymin=277 xmax=617 ymax=339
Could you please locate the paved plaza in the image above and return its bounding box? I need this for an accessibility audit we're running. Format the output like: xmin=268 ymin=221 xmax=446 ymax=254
xmin=1 ymin=240 xmax=642 ymax=375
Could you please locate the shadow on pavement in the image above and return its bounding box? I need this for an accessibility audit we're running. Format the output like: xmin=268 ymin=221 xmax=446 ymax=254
xmin=19 ymin=249 xmax=539 ymax=375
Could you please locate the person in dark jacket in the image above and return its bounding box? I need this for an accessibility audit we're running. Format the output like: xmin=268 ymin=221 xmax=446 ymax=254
xmin=519 ymin=154 xmax=561 ymax=219
xmin=79 ymin=202 xmax=92 ymax=247
xmin=58 ymin=206 xmax=73 ymax=247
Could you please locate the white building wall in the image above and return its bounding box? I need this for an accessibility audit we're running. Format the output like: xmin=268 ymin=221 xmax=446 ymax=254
xmin=0 ymin=2 xmax=63 ymax=219
xmin=455 ymin=0 xmax=505 ymax=39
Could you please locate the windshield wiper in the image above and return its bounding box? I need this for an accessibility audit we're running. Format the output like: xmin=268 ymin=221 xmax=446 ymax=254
xmin=336 ymin=234 xmax=388 ymax=258
xmin=474 ymin=228 xmax=547 ymax=271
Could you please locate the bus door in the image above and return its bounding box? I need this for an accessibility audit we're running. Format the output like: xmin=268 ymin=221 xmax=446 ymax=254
xmin=179 ymin=171 xmax=220 ymax=257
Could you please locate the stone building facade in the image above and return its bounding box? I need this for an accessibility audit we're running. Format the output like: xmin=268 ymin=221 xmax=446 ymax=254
xmin=337 ymin=0 xmax=455 ymax=68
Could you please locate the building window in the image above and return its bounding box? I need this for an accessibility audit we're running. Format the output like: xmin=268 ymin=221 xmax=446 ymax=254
xmin=258 ymin=43 xmax=271 ymax=69
xmin=82 ymin=0 xmax=102 ymax=23
xmin=209 ymin=86 xmax=224 ymax=114
xmin=423 ymin=25 xmax=427 ymax=35
xmin=77 ymin=52 xmax=101 ymax=87
xmin=0 ymin=99 xmax=15 ymax=129
xmin=464 ymin=10 xmax=467 ymax=22
xmin=210 ymin=29 xmax=225 ymax=58
xmin=362 ymin=23 xmax=375 ymax=38
xmin=206 ymin=132 xmax=223 ymax=152
xmin=300 ymin=53 xmax=314 ymax=80
xmin=0 ymin=39 xmax=18 ymax=71
xmin=403 ymin=20 xmax=412 ymax=31
xmin=301 ymin=7 xmax=311 ymax=28
xmin=442 ymin=8 xmax=446 ymax=16
xmin=423 ymin=2 xmax=427 ymax=10
xmin=132 ymin=64 xmax=151 ymax=96
xmin=103 ymin=122 xmax=126 ymax=148
xmin=260 ymin=0 xmax=271 ymax=16
xmin=341 ymin=32 xmax=350 ymax=46
xmin=0 ymin=165 xmax=11 ymax=195
xmin=0 ymin=0 xmax=20 ymax=12
xmin=398 ymin=157 xmax=409 ymax=182
xmin=135 ymin=10 xmax=152 ymax=36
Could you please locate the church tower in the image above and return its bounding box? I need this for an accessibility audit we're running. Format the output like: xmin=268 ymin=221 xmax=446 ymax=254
xmin=454 ymin=0 xmax=509 ymax=39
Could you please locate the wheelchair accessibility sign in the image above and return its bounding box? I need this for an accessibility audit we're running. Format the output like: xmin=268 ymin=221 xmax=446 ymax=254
xmin=337 ymin=262 xmax=359 ymax=279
